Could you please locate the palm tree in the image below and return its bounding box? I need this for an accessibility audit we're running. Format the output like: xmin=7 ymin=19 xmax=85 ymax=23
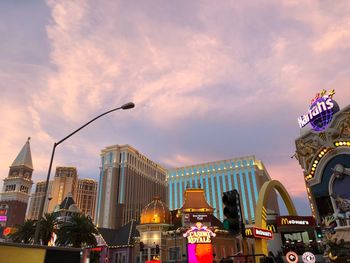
xmin=9 ymin=219 xmax=36 ymax=244
xmin=55 ymin=213 xmax=98 ymax=248
xmin=40 ymin=213 xmax=57 ymax=245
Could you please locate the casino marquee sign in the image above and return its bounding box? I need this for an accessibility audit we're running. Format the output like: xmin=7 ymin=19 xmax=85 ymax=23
xmin=183 ymin=222 xmax=216 ymax=244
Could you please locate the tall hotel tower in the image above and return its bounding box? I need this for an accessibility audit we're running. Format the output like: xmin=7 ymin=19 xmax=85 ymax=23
xmin=95 ymin=145 xmax=167 ymax=229
xmin=47 ymin=167 xmax=78 ymax=212
xmin=167 ymin=156 xmax=279 ymax=224
xmin=27 ymin=170 xmax=97 ymax=220
xmin=75 ymin=178 xmax=98 ymax=221
xmin=0 ymin=138 xmax=33 ymax=226
xmin=26 ymin=180 xmax=52 ymax=220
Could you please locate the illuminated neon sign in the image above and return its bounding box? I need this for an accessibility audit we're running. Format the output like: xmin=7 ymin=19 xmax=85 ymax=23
xmin=0 ymin=209 xmax=7 ymax=216
xmin=188 ymin=243 xmax=213 ymax=263
xmin=183 ymin=222 xmax=216 ymax=244
xmin=298 ymin=89 xmax=338 ymax=131
xmin=277 ymin=216 xmax=315 ymax=227
xmin=253 ymin=227 xmax=273 ymax=240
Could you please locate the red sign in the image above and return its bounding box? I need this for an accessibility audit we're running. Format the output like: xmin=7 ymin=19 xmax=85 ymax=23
xmin=0 ymin=209 xmax=7 ymax=216
xmin=3 ymin=227 xmax=13 ymax=236
xmin=253 ymin=227 xmax=273 ymax=240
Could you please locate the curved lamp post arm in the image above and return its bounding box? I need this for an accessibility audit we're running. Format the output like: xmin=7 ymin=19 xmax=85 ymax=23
xmin=34 ymin=102 xmax=134 ymax=244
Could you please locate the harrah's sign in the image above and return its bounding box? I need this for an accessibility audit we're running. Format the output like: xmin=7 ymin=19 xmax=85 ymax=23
xmin=183 ymin=222 xmax=216 ymax=244
xmin=298 ymin=89 xmax=336 ymax=130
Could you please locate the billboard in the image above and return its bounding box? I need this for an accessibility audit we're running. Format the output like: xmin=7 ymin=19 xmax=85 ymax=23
xmin=188 ymin=243 xmax=213 ymax=263
xmin=184 ymin=222 xmax=215 ymax=263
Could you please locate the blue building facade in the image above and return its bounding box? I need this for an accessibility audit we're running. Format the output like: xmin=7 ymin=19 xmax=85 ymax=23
xmin=167 ymin=156 xmax=279 ymax=224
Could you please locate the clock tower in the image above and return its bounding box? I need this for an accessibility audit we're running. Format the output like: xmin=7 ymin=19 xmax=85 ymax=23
xmin=0 ymin=137 xmax=34 ymax=227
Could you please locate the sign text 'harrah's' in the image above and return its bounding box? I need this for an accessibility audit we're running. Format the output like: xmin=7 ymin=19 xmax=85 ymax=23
xmin=298 ymin=89 xmax=335 ymax=129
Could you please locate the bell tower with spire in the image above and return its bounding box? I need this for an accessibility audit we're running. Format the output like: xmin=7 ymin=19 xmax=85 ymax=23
xmin=0 ymin=137 xmax=34 ymax=227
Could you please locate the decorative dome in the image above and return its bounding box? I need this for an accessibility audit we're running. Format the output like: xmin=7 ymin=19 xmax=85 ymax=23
xmin=140 ymin=196 xmax=170 ymax=224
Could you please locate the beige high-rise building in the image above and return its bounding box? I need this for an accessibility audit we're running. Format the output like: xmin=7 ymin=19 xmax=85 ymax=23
xmin=27 ymin=167 xmax=98 ymax=220
xmin=26 ymin=181 xmax=52 ymax=220
xmin=47 ymin=167 xmax=78 ymax=212
xmin=95 ymin=144 xmax=167 ymax=229
xmin=75 ymin=178 xmax=98 ymax=221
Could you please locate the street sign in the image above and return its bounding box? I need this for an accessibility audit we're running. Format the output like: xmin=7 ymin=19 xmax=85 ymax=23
xmin=286 ymin=251 xmax=298 ymax=263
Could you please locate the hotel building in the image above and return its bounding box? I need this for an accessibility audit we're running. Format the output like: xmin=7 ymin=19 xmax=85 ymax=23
xmin=27 ymin=167 xmax=97 ymax=220
xmin=47 ymin=167 xmax=78 ymax=212
xmin=75 ymin=178 xmax=98 ymax=221
xmin=26 ymin=180 xmax=52 ymax=220
xmin=167 ymin=156 xmax=279 ymax=224
xmin=95 ymin=144 xmax=167 ymax=229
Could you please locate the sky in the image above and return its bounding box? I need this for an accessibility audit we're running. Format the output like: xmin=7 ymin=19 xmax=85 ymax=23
xmin=1 ymin=0 xmax=350 ymax=216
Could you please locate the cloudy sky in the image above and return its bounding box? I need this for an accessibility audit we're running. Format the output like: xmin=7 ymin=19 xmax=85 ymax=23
xmin=1 ymin=0 xmax=350 ymax=215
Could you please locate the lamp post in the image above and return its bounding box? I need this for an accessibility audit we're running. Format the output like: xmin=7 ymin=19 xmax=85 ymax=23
xmin=33 ymin=102 xmax=135 ymax=244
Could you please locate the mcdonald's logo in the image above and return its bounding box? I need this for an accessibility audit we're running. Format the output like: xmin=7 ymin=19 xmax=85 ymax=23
xmin=245 ymin=228 xmax=253 ymax=237
xmin=266 ymin=224 xmax=277 ymax=233
xmin=281 ymin=218 xmax=289 ymax=225
xmin=277 ymin=216 xmax=315 ymax=227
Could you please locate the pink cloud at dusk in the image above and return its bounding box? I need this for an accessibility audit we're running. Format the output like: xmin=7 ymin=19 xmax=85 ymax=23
xmin=1 ymin=0 xmax=350 ymax=215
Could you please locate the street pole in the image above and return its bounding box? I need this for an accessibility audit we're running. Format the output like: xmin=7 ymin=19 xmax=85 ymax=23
xmin=174 ymin=232 xmax=177 ymax=261
xmin=34 ymin=143 xmax=56 ymax=244
xmin=33 ymin=102 xmax=135 ymax=244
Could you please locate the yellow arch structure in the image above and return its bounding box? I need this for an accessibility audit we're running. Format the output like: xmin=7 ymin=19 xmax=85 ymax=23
xmin=254 ymin=180 xmax=298 ymax=256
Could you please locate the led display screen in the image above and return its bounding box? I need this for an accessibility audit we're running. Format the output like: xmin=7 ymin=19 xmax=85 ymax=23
xmin=188 ymin=243 xmax=213 ymax=263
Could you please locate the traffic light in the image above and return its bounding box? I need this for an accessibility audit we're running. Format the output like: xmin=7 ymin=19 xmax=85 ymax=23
xmin=140 ymin=241 xmax=144 ymax=252
xmin=155 ymin=244 xmax=160 ymax=254
xmin=222 ymin=190 xmax=244 ymax=235
xmin=315 ymin=226 xmax=323 ymax=239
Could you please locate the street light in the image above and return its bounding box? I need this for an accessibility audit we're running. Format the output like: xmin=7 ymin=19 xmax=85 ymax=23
xmin=34 ymin=102 xmax=135 ymax=244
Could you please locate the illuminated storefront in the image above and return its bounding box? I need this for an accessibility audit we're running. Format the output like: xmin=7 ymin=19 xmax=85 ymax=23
xmin=183 ymin=222 xmax=216 ymax=263
xmin=295 ymin=90 xmax=350 ymax=242
xmin=275 ymin=216 xmax=322 ymax=255
xmin=134 ymin=189 xmax=243 ymax=263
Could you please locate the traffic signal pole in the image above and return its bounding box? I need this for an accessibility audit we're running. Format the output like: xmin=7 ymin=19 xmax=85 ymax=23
xmin=237 ymin=192 xmax=248 ymax=255
xmin=223 ymin=190 xmax=248 ymax=255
